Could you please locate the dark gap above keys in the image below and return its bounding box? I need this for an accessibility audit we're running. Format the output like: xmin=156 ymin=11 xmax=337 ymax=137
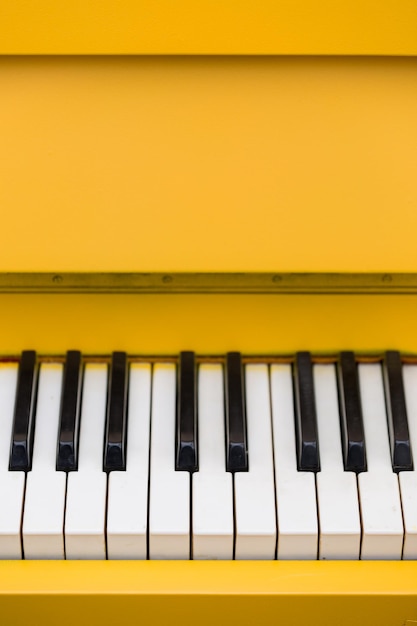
xmin=383 ymin=350 xmax=413 ymax=472
xmin=337 ymin=352 xmax=367 ymax=473
xmin=9 ymin=350 xmax=38 ymax=472
xmin=225 ymin=352 xmax=248 ymax=472
xmin=103 ymin=352 xmax=128 ymax=472
xmin=293 ymin=352 xmax=320 ymax=472
xmin=176 ymin=351 xmax=198 ymax=472
xmin=56 ymin=350 xmax=83 ymax=472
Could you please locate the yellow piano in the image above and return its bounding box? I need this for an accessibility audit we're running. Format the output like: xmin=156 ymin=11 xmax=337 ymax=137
xmin=0 ymin=1 xmax=417 ymax=624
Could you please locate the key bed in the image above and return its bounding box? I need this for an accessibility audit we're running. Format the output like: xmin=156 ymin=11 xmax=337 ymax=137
xmin=0 ymin=350 xmax=416 ymax=560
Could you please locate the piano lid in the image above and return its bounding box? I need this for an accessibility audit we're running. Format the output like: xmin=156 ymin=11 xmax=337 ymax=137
xmin=0 ymin=0 xmax=416 ymax=55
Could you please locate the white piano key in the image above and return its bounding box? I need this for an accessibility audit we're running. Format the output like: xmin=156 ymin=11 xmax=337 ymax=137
xmin=149 ymin=363 xmax=190 ymax=559
xmin=270 ymin=364 xmax=318 ymax=560
xmin=358 ymin=364 xmax=403 ymax=559
xmin=65 ymin=364 xmax=108 ymax=559
xmin=107 ymin=363 xmax=151 ymax=559
xmin=234 ymin=364 xmax=276 ymax=559
xmin=400 ymin=365 xmax=417 ymax=559
xmin=314 ymin=364 xmax=361 ymax=560
xmin=0 ymin=364 xmax=24 ymax=559
xmin=23 ymin=364 xmax=66 ymax=559
xmin=193 ymin=364 xmax=233 ymax=560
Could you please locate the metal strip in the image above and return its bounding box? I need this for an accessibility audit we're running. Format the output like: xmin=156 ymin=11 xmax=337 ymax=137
xmin=0 ymin=273 xmax=416 ymax=294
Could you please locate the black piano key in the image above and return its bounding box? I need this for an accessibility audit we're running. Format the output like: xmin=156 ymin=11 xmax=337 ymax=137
xmin=293 ymin=352 xmax=320 ymax=471
xmin=103 ymin=352 xmax=128 ymax=472
xmin=225 ymin=352 xmax=248 ymax=472
xmin=56 ymin=350 xmax=82 ymax=472
xmin=176 ymin=351 xmax=198 ymax=472
xmin=9 ymin=350 xmax=38 ymax=471
xmin=383 ymin=350 xmax=413 ymax=472
xmin=337 ymin=352 xmax=367 ymax=472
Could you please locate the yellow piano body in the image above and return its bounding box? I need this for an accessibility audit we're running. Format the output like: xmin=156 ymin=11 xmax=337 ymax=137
xmin=0 ymin=1 xmax=417 ymax=624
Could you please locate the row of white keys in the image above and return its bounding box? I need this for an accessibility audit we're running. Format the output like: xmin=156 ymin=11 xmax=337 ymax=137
xmin=358 ymin=364 xmax=403 ymax=559
xmin=270 ymin=364 xmax=318 ymax=559
xmin=2 ymin=358 xmax=416 ymax=561
xmin=0 ymin=364 xmax=24 ymax=558
xmin=314 ymin=365 xmax=360 ymax=559
xmin=23 ymin=364 xmax=66 ymax=558
xmin=400 ymin=365 xmax=417 ymax=558
xmin=193 ymin=365 xmax=233 ymax=559
xmin=107 ymin=363 xmax=151 ymax=559
xmin=234 ymin=364 xmax=276 ymax=559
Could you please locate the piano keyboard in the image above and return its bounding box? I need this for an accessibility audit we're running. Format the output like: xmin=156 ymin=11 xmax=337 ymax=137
xmin=1 ymin=350 xmax=416 ymax=561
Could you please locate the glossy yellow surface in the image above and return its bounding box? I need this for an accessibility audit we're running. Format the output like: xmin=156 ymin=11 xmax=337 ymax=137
xmin=1 ymin=56 xmax=416 ymax=273
xmin=0 ymin=561 xmax=415 ymax=626
xmin=0 ymin=0 xmax=416 ymax=55
xmin=0 ymin=293 xmax=416 ymax=355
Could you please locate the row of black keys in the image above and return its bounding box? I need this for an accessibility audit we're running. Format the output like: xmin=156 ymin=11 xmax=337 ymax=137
xmin=9 ymin=350 xmax=412 ymax=475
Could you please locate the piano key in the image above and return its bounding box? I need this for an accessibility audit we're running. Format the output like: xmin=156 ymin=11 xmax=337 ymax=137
xmin=149 ymin=363 xmax=190 ymax=559
xmin=399 ymin=365 xmax=417 ymax=559
xmin=176 ymin=351 xmax=198 ymax=472
xmin=0 ymin=363 xmax=25 ymax=559
xmin=107 ymin=363 xmax=151 ymax=559
xmin=9 ymin=350 xmax=38 ymax=472
xmin=56 ymin=350 xmax=82 ymax=472
xmin=65 ymin=364 xmax=108 ymax=559
xmin=314 ymin=364 xmax=361 ymax=560
xmin=193 ymin=364 xmax=233 ymax=560
xmin=104 ymin=351 xmax=128 ymax=472
xmin=383 ymin=351 xmax=413 ymax=472
xmin=357 ymin=364 xmax=403 ymax=559
xmin=270 ymin=364 xmax=318 ymax=559
xmin=23 ymin=364 xmax=66 ymax=559
xmin=225 ymin=352 xmax=248 ymax=473
xmin=234 ymin=364 xmax=276 ymax=559
xmin=337 ymin=351 xmax=366 ymax=472
xmin=293 ymin=352 xmax=320 ymax=471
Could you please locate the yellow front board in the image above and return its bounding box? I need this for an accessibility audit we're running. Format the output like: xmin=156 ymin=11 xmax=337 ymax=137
xmin=0 ymin=0 xmax=416 ymax=55
xmin=1 ymin=56 xmax=417 ymax=273
xmin=0 ymin=561 xmax=415 ymax=626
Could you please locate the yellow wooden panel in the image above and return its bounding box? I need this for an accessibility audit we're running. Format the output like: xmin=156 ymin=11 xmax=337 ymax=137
xmin=0 ymin=293 xmax=416 ymax=355
xmin=0 ymin=562 xmax=416 ymax=626
xmin=0 ymin=0 xmax=416 ymax=55
xmin=0 ymin=57 xmax=416 ymax=273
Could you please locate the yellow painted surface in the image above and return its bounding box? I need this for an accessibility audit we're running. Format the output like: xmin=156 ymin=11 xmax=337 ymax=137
xmin=0 ymin=56 xmax=416 ymax=273
xmin=0 ymin=561 xmax=415 ymax=626
xmin=0 ymin=293 xmax=416 ymax=355
xmin=0 ymin=0 xmax=416 ymax=55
